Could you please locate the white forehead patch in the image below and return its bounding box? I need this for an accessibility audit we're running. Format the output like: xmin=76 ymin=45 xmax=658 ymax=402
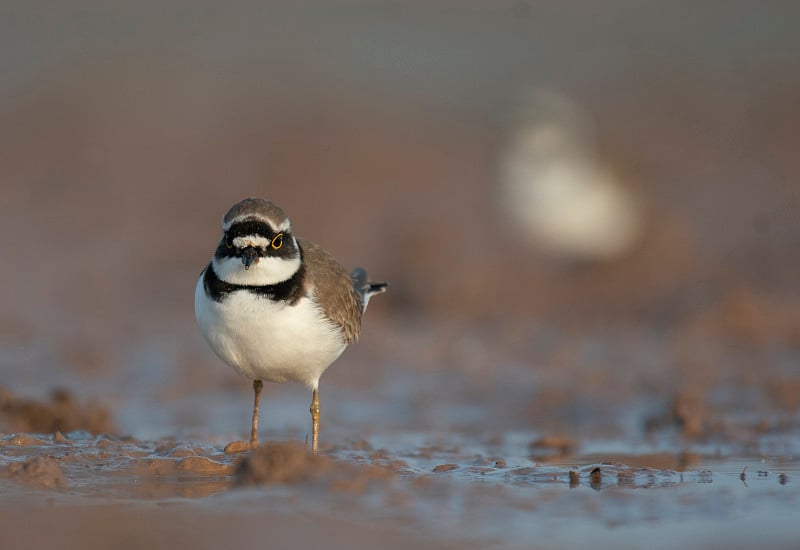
xmin=232 ymin=235 xmax=271 ymax=249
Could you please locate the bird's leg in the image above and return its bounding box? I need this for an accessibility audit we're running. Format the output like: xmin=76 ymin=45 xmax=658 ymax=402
xmin=310 ymin=388 xmax=321 ymax=454
xmin=224 ymin=380 xmax=264 ymax=454
xmin=249 ymin=379 xmax=264 ymax=446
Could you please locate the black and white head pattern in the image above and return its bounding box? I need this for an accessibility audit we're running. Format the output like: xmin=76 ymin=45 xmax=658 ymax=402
xmin=211 ymin=198 xmax=302 ymax=287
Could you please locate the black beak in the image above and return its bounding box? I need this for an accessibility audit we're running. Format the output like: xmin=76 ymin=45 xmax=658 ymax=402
xmin=241 ymin=247 xmax=259 ymax=270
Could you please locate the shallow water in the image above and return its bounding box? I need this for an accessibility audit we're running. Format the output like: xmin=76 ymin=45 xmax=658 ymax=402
xmin=2 ymin=315 xmax=800 ymax=548
xmin=1 ymin=428 xmax=798 ymax=549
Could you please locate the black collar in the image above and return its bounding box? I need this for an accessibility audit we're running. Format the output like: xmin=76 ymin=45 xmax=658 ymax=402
xmin=202 ymin=259 xmax=306 ymax=304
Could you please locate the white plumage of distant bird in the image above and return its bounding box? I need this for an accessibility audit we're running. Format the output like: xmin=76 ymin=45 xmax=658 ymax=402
xmin=499 ymin=91 xmax=644 ymax=262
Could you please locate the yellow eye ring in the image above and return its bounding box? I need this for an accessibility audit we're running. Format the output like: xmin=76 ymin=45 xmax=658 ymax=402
xmin=225 ymin=235 xmax=232 ymax=249
xmin=271 ymin=233 xmax=283 ymax=250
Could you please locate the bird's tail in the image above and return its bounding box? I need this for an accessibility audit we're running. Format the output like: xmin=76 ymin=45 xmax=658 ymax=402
xmin=350 ymin=267 xmax=388 ymax=313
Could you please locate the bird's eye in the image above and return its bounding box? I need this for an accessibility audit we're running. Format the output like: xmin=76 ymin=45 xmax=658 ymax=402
xmin=225 ymin=235 xmax=233 ymax=249
xmin=271 ymin=233 xmax=283 ymax=250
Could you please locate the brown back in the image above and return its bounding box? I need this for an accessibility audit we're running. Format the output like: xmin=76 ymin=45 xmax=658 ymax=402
xmin=299 ymin=239 xmax=362 ymax=343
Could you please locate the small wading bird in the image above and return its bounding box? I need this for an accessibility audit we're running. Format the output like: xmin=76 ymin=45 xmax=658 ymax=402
xmin=195 ymin=198 xmax=387 ymax=453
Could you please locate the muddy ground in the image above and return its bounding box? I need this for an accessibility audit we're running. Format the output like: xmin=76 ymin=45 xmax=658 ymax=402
xmin=1 ymin=2 xmax=800 ymax=549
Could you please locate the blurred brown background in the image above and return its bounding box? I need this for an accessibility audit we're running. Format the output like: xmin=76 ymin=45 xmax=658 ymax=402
xmin=1 ymin=1 xmax=799 ymax=441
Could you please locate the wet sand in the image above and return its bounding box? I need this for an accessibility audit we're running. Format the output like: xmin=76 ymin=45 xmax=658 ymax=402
xmin=1 ymin=424 xmax=798 ymax=549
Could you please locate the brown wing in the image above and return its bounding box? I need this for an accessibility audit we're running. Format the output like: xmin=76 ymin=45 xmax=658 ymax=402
xmin=299 ymin=238 xmax=362 ymax=343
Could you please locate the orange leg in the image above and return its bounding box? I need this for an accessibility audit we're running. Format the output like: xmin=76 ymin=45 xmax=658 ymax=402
xmin=310 ymin=389 xmax=320 ymax=454
xmin=224 ymin=380 xmax=263 ymax=454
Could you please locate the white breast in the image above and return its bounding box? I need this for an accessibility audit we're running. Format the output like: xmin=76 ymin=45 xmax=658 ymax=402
xmin=194 ymin=275 xmax=347 ymax=389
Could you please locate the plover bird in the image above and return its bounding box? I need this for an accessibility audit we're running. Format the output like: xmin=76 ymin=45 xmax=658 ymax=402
xmin=499 ymin=90 xmax=645 ymax=262
xmin=195 ymin=198 xmax=387 ymax=453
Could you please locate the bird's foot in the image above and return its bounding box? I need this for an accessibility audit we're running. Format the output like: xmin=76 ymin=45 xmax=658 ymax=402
xmin=224 ymin=440 xmax=257 ymax=454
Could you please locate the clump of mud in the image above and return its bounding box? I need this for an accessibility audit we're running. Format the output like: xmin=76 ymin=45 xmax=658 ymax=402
xmin=1 ymin=456 xmax=65 ymax=489
xmin=0 ymin=387 xmax=113 ymax=435
xmin=235 ymin=442 xmax=394 ymax=492
xmin=235 ymin=442 xmax=331 ymax=485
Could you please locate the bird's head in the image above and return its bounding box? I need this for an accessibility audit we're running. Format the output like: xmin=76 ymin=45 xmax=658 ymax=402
xmin=212 ymin=198 xmax=301 ymax=285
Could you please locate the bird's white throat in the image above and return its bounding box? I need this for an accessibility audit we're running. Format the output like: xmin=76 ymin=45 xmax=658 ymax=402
xmin=212 ymin=254 xmax=301 ymax=286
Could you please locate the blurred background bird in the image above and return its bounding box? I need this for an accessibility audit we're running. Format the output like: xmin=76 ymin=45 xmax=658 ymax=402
xmin=499 ymin=90 xmax=646 ymax=263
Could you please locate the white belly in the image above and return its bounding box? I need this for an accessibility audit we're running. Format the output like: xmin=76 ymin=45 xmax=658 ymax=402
xmin=194 ymin=276 xmax=346 ymax=389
